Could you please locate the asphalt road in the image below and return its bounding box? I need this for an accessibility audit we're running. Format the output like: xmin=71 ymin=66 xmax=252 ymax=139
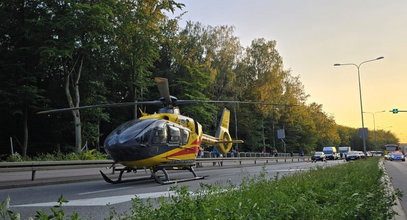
xmin=0 ymin=160 xmax=343 ymax=219
xmin=385 ymin=160 xmax=407 ymax=215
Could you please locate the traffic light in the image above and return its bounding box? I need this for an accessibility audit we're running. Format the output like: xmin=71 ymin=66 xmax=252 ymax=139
xmin=392 ymin=109 xmax=399 ymax=114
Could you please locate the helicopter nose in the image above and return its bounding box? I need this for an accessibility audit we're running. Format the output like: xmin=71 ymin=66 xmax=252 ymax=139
xmin=104 ymin=135 xmax=141 ymax=162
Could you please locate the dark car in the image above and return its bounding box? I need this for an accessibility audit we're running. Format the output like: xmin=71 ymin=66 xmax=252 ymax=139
xmin=312 ymin=152 xmax=326 ymax=162
xmin=346 ymin=151 xmax=360 ymax=161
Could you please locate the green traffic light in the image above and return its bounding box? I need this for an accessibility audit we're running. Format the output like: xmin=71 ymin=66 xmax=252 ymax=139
xmin=392 ymin=109 xmax=399 ymax=114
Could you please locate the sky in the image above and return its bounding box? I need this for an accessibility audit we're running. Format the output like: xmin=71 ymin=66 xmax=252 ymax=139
xmin=174 ymin=0 xmax=407 ymax=143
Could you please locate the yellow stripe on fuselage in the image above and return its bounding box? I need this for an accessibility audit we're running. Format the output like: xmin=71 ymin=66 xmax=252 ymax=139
xmin=120 ymin=145 xmax=199 ymax=168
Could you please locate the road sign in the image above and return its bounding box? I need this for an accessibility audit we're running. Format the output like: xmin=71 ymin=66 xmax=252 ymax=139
xmin=392 ymin=109 xmax=398 ymax=114
xmin=359 ymin=128 xmax=368 ymax=139
xmin=277 ymin=129 xmax=285 ymax=139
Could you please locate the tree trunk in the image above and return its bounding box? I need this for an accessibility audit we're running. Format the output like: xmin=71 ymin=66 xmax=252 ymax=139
xmin=22 ymin=104 xmax=28 ymax=157
xmin=73 ymin=110 xmax=82 ymax=152
xmin=64 ymin=57 xmax=83 ymax=153
xmin=96 ymin=119 xmax=100 ymax=151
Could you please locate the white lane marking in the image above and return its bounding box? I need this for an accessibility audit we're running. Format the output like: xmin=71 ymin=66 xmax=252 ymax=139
xmin=12 ymin=191 xmax=176 ymax=207
xmin=272 ymin=169 xmax=307 ymax=172
xmin=77 ymin=186 xmax=133 ymax=195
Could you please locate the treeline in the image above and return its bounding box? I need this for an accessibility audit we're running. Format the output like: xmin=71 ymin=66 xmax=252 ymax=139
xmin=0 ymin=0 xmax=398 ymax=157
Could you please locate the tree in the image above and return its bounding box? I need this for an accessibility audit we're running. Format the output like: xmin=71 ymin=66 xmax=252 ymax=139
xmin=112 ymin=0 xmax=183 ymax=119
xmin=308 ymin=103 xmax=340 ymax=148
xmin=36 ymin=0 xmax=116 ymax=152
xmin=0 ymin=0 xmax=48 ymax=156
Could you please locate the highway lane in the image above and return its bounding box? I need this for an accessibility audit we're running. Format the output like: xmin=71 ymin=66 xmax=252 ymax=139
xmin=0 ymin=160 xmax=343 ymax=219
xmin=385 ymin=160 xmax=407 ymax=215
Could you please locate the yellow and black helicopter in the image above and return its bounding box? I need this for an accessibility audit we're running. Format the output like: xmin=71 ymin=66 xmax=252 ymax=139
xmin=38 ymin=77 xmax=285 ymax=184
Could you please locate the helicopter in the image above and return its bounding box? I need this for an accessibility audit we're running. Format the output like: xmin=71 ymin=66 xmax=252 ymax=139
xmin=38 ymin=77 xmax=246 ymax=184
xmin=38 ymin=77 xmax=292 ymax=184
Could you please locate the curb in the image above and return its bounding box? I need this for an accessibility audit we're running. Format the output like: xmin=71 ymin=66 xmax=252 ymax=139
xmin=380 ymin=159 xmax=406 ymax=220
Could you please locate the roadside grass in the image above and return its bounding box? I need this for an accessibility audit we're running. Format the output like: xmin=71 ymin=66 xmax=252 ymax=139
xmin=120 ymin=157 xmax=397 ymax=219
xmin=0 ymin=158 xmax=399 ymax=219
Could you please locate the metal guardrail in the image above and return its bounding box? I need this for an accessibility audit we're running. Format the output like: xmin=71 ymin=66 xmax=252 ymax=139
xmin=0 ymin=156 xmax=310 ymax=181
xmin=196 ymin=156 xmax=310 ymax=167
xmin=0 ymin=160 xmax=113 ymax=181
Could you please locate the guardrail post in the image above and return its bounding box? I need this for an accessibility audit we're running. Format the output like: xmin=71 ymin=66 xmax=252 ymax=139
xmin=254 ymin=160 xmax=257 ymax=164
xmin=239 ymin=160 xmax=242 ymax=165
xmin=31 ymin=170 xmax=36 ymax=181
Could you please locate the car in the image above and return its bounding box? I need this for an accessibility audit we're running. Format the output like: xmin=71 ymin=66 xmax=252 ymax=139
xmin=346 ymin=151 xmax=360 ymax=161
xmin=312 ymin=151 xmax=326 ymax=162
xmin=389 ymin=152 xmax=405 ymax=161
xmin=357 ymin=151 xmax=366 ymax=159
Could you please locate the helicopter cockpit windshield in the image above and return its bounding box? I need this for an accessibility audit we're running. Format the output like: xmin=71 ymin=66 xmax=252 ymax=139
xmin=106 ymin=119 xmax=158 ymax=145
xmin=105 ymin=118 xmax=190 ymax=148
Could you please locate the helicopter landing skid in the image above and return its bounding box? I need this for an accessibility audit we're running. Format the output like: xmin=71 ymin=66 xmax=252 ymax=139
xmin=100 ymin=165 xmax=205 ymax=185
xmin=99 ymin=167 xmax=153 ymax=184
xmin=152 ymin=166 xmax=206 ymax=185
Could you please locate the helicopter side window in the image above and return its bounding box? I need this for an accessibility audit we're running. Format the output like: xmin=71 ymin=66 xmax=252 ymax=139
xmin=151 ymin=127 xmax=167 ymax=144
xmin=180 ymin=129 xmax=189 ymax=145
xmin=168 ymin=126 xmax=180 ymax=144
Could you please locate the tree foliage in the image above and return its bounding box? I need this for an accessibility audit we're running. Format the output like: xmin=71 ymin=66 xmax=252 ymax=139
xmin=0 ymin=0 xmax=399 ymax=157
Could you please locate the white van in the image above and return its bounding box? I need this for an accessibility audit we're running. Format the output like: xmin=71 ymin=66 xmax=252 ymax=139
xmin=323 ymin=146 xmax=338 ymax=160
xmin=338 ymin=146 xmax=351 ymax=159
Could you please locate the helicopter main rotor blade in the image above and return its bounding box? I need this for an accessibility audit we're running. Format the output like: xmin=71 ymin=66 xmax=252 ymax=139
xmin=37 ymin=100 xmax=162 ymax=114
xmin=176 ymin=100 xmax=298 ymax=106
xmin=154 ymin=77 xmax=171 ymax=105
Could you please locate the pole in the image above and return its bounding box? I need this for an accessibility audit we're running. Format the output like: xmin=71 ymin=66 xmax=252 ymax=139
xmin=334 ymin=56 xmax=384 ymax=153
xmin=262 ymin=118 xmax=266 ymax=152
xmin=373 ymin=113 xmax=377 ymax=149
xmin=10 ymin=137 xmax=14 ymax=154
xmin=357 ymin=66 xmax=367 ymax=153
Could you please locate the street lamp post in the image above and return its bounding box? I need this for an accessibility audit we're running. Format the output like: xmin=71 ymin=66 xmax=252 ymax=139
xmin=334 ymin=56 xmax=384 ymax=153
xmin=363 ymin=110 xmax=385 ymax=149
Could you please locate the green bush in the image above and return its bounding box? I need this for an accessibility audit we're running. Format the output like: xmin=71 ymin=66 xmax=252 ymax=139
xmin=4 ymin=153 xmax=23 ymax=162
xmin=122 ymin=158 xmax=397 ymax=219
